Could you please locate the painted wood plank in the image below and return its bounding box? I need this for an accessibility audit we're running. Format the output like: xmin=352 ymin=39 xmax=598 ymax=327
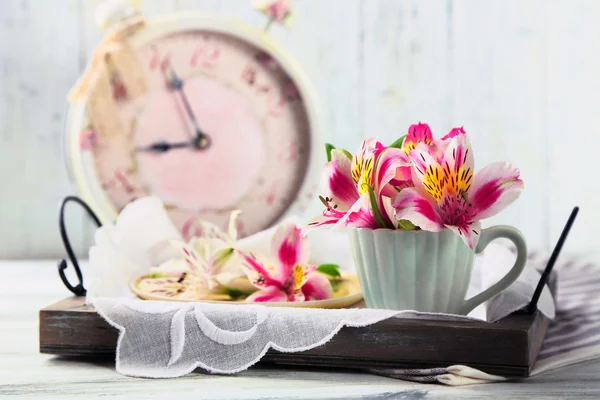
xmin=546 ymin=1 xmax=600 ymax=254
xmin=175 ymin=0 xmax=234 ymax=12
xmin=361 ymin=0 xmax=454 ymax=146
xmin=263 ymin=0 xmax=363 ymax=218
xmin=450 ymin=0 xmax=549 ymax=250
xmin=0 ymin=0 xmax=87 ymax=259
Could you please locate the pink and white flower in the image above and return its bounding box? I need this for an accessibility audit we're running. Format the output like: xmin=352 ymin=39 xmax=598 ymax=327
xmin=393 ymin=129 xmax=524 ymax=249
xmin=311 ymin=122 xmax=523 ymax=248
xmin=401 ymin=122 xmax=465 ymax=161
xmin=311 ymin=138 xmax=410 ymax=229
xmin=252 ymin=0 xmax=294 ymax=28
xmin=141 ymin=211 xmax=252 ymax=299
xmin=236 ymin=222 xmax=333 ymax=302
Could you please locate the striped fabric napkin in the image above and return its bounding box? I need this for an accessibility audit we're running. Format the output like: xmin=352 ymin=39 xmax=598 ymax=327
xmin=370 ymin=250 xmax=600 ymax=385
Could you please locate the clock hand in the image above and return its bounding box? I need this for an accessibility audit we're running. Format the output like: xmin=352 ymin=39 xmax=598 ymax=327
xmin=136 ymin=140 xmax=193 ymax=153
xmin=167 ymin=64 xmax=211 ymax=150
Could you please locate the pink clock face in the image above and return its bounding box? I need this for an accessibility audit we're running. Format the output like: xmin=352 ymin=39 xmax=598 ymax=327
xmin=84 ymin=30 xmax=311 ymax=239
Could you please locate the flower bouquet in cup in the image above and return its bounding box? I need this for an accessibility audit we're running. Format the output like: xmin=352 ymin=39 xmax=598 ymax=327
xmin=311 ymin=123 xmax=528 ymax=315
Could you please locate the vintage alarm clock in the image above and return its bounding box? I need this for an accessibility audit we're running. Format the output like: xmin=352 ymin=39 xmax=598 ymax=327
xmin=64 ymin=0 xmax=321 ymax=240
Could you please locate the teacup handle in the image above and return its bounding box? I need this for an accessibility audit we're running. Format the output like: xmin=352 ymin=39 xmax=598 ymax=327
xmin=460 ymin=225 xmax=528 ymax=315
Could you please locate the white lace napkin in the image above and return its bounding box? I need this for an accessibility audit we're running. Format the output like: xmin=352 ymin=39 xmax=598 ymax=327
xmin=86 ymin=196 xmax=556 ymax=386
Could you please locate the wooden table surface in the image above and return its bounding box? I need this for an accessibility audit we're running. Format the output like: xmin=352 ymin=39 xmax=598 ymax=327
xmin=3 ymin=260 xmax=600 ymax=400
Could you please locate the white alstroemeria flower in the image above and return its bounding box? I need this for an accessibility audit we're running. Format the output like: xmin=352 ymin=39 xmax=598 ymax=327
xmin=142 ymin=210 xmax=256 ymax=300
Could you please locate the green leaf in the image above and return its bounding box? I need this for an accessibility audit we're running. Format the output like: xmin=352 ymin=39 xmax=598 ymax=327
xmin=389 ymin=134 xmax=407 ymax=149
xmin=225 ymin=287 xmax=244 ymax=299
xmin=368 ymin=186 xmax=388 ymax=229
xmin=317 ymin=263 xmax=341 ymax=277
xmin=325 ymin=143 xmax=335 ymax=162
xmin=398 ymin=219 xmax=418 ymax=230
xmin=339 ymin=149 xmax=352 ymax=159
xmin=325 ymin=143 xmax=351 ymax=162
xmin=330 ymin=279 xmax=338 ymax=292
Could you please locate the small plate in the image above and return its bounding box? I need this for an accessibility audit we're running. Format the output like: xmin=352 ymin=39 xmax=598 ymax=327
xmin=130 ymin=272 xmax=364 ymax=309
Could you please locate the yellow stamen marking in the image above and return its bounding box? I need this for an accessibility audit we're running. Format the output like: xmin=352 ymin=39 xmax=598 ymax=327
xmin=402 ymin=142 xmax=416 ymax=155
xmin=421 ymin=164 xmax=446 ymax=201
xmin=403 ymin=136 xmax=433 ymax=155
xmin=352 ymin=155 xmax=374 ymax=195
xmin=422 ymin=161 xmax=473 ymax=202
xmin=351 ymin=155 xmax=363 ymax=185
xmin=452 ymin=166 xmax=473 ymax=194
xmin=292 ymin=264 xmax=305 ymax=290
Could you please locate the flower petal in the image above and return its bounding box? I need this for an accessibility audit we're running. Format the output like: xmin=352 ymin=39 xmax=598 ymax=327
xmin=402 ymin=122 xmax=434 ymax=154
xmin=188 ymin=237 xmax=228 ymax=261
xmin=292 ymin=263 xmax=315 ymax=290
xmin=170 ymin=239 xmax=210 ymax=276
xmin=386 ymin=165 xmax=413 ymax=194
xmin=271 ymin=222 xmax=309 ymax=276
xmin=408 ymin=144 xmax=446 ymax=201
xmin=440 ymin=126 xmax=466 ymax=141
xmin=245 ymin=286 xmax=288 ymax=302
xmin=335 ymin=194 xmax=379 ymax=229
xmin=185 ymin=219 xmax=233 ymax=244
xmin=351 ymin=138 xmax=385 ymax=194
xmin=375 ymin=147 xmax=411 ymax=197
xmin=469 ymin=162 xmax=524 ymax=220
xmin=307 ymin=213 xmax=344 ymax=228
xmin=288 ymin=289 xmax=306 ymax=302
xmin=442 ymin=132 xmax=474 ymax=183
xmin=227 ymin=210 xmax=242 ymax=241
xmin=236 ymin=250 xmax=284 ymax=289
xmin=353 ymin=154 xmax=376 ymax=196
xmin=432 ymin=127 xmax=466 ymax=160
xmin=321 ymin=149 xmax=359 ymax=210
xmin=213 ymin=271 xmax=251 ymax=290
xmin=356 ymin=137 xmax=385 ymax=161
xmin=446 ymin=221 xmax=482 ymax=250
xmin=392 ymin=187 xmax=445 ymax=232
xmin=301 ymin=272 xmax=334 ymax=301
xmin=381 ymin=195 xmax=398 ymax=229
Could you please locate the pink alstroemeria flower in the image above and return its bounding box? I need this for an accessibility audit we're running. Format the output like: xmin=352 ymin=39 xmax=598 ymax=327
xmin=389 ymin=122 xmax=468 ymax=196
xmin=266 ymin=0 xmax=291 ymax=22
xmin=236 ymin=223 xmax=333 ymax=302
xmin=401 ymin=122 xmax=466 ymax=161
xmin=312 ymin=138 xmax=410 ymax=229
xmin=252 ymin=0 xmax=294 ymax=28
xmin=393 ymin=130 xmax=524 ymax=249
xmin=402 ymin=122 xmax=435 ymax=154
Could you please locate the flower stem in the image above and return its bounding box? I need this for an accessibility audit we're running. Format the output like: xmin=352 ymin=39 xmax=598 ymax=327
xmin=368 ymin=186 xmax=387 ymax=229
xmin=263 ymin=17 xmax=274 ymax=32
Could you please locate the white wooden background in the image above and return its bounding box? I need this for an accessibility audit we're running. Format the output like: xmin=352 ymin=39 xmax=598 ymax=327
xmin=0 ymin=0 xmax=597 ymax=259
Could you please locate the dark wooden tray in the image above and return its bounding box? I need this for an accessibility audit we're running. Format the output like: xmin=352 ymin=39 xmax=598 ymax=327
xmin=39 ymin=295 xmax=552 ymax=378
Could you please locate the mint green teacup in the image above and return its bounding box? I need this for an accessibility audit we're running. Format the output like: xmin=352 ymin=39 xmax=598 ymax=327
xmin=347 ymin=226 xmax=527 ymax=315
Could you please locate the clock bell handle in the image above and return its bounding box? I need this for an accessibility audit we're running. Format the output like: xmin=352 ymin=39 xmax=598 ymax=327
xmin=57 ymin=196 xmax=102 ymax=296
